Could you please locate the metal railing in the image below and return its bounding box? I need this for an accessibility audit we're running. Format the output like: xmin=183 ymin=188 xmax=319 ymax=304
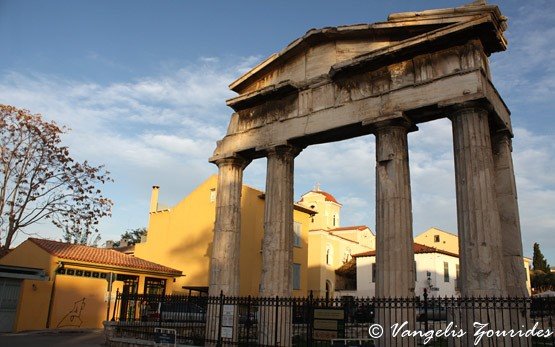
xmin=110 ymin=290 xmax=555 ymax=346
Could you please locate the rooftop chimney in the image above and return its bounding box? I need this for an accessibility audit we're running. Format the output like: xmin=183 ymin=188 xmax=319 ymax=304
xmin=150 ymin=185 xmax=160 ymax=213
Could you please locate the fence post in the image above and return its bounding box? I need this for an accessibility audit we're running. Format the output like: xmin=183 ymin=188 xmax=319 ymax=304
xmin=274 ymin=295 xmax=279 ymax=346
xmin=217 ymin=291 xmax=224 ymax=347
xmin=423 ymin=288 xmax=429 ymax=332
xmin=307 ymin=290 xmax=313 ymax=347
xmin=111 ymin=288 xmax=119 ymax=321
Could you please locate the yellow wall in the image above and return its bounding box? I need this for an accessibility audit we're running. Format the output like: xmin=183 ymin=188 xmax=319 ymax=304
xmin=414 ymin=227 xmax=459 ymax=254
xmin=307 ymin=230 xmax=373 ymax=297
xmin=135 ymin=175 xmax=312 ymax=296
xmin=13 ymin=280 xmax=52 ymax=332
xmin=50 ymin=275 xmax=107 ymax=329
xmin=0 ymin=241 xmax=57 ymax=277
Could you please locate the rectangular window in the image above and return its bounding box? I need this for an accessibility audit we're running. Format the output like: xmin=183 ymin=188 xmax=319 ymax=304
xmin=293 ymin=263 xmax=301 ymax=290
xmin=434 ymin=235 xmax=440 ymax=243
xmin=293 ymin=222 xmax=302 ymax=247
xmin=210 ymin=188 xmax=216 ymax=202
xmin=444 ymin=262 xmax=450 ymax=282
xmin=455 ymin=264 xmax=460 ymax=290
xmin=372 ymin=263 xmax=376 ymax=283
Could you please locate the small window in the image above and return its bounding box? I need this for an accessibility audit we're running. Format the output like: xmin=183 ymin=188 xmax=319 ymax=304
xmin=75 ymin=270 xmax=83 ymax=276
xmin=326 ymin=245 xmax=333 ymax=265
xmin=455 ymin=264 xmax=460 ymax=290
xmin=92 ymin=272 xmax=100 ymax=278
xmin=210 ymin=188 xmax=216 ymax=202
xmin=333 ymin=215 xmax=336 ymax=226
xmin=434 ymin=235 xmax=440 ymax=243
xmin=444 ymin=262 xmax=450 ymax=282
xmin=372 ymin=263 xmax=377 ymax=283
xmin=67 ymin=269 xmax=75 ymax=276
xmin=84 ymin=271 xmax=91 ymax=277
xmin=293 ymin=222 xmax=302 ymax=247
xmin=293 ymin=263 xmax=301 ymax=290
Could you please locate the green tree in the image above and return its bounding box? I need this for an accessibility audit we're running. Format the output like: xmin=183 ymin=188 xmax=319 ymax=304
xmin=119 ymin=227 xmax=147 ymax=245
xmin=0 ymin=105 xmax=113 ymax=250
xmin=533 ymin=242 xmax=550 ymax=273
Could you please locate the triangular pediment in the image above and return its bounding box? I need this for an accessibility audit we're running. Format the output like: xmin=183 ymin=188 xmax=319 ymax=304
xmin=229 ymin=2 xmax=506 ymax=96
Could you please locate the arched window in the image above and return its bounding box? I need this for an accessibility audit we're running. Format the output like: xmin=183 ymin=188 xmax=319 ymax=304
xmin=325 ymin=244 xmax=333 ymax=265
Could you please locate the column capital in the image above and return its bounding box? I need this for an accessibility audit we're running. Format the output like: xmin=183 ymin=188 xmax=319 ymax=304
xmin=447 ymin=100 xmax=493 ymax=118
xmin=265 ymin=144 xmax=303 ymax=159
xmin=372 ymin=113 xmax=416 ymax=134
xmin=213 ymin=155 xmax=251 ymax=170
xmin=491 ymin=129 xmax=513 ymax=153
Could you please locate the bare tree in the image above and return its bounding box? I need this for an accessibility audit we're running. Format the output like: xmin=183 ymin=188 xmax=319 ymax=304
xmin=0 ymin=105 xmax=113 ymax=250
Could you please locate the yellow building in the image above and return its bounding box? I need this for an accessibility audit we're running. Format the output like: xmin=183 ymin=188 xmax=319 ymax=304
xmin=415 ymin=227 xmax=532 ymax=295
xmin=134 ymin=175 xmax=314 ymax=297
xmin=297 ymin=188 xmax=375 ymax=298
xmin=0 ymin=238 xmax=181 ymax=332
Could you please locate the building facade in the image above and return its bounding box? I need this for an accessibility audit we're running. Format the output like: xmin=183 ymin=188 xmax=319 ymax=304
xmin=0 ymin=238 xmax=180 ymax=332
xmin=134 ymin=175 xmax=314 ymax=297
xmin=297 ymin=188 xmax=375 ymax=298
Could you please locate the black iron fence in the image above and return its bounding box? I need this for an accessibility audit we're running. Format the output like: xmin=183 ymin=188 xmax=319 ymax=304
xmin=110 ymin=290 xmax=554 ymax=346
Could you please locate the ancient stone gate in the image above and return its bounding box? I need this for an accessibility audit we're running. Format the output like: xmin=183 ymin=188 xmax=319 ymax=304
xmin=208 ymin=2 xmax=527 ymax=303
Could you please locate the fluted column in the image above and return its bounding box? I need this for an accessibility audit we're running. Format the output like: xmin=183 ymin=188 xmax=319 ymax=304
xmin=260 ymin=145 xmax=301 ymax=297
xmin=375 ymin=121 xmax=415 ymax=298
xmin=451 ymin=106 xmax=507 ymax=297
xmin=492 ymin=130 xmax=528 ymax=297
xmin=259 ymin=144 xmax=301 ymax=346
xmin=208 ymin=156 xmax=250 ymax=296
xmin=374 ymin=120 xmax=416 ymax=347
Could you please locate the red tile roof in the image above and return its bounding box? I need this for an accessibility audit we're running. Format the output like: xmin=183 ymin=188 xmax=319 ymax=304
xmin=353 ymin=243 xmax=458 ymax=258
xmin=301 ymin=190 xmax=340 ymax=204
xmin=28 ymin=238 xmax=181 ymax=275
xmin=329 ymin=225 xmax=369 ymax=232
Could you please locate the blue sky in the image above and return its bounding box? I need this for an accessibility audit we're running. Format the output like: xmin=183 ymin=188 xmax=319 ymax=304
xmin=1 ymin=0 xmax=554 ymax=262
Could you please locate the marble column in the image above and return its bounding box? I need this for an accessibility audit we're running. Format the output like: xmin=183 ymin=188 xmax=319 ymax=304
xmin=208 ymin=156 xmax=250 ymax=296
xmin=375 ymin=121 xmax=415 ymax=298
xmin=451 ymin=105 xmax=507 ymax=297
xmin=375 ymin=120 xmax=416 ymax=347
xmin=491 ymin=130 xmax=528 ymax=297
xmin=259 ymin=144 xmax=301 ymax=346
xmin=260 ymin=145 xmax=301 ymax=297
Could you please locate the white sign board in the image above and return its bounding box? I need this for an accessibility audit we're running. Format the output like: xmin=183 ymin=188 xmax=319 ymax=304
xmin=222 ymin=304 xmax=234 ymax=327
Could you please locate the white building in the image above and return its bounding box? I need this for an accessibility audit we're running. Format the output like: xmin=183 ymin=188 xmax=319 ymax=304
xmin=350 ymin=243 xmax=460 ymax=298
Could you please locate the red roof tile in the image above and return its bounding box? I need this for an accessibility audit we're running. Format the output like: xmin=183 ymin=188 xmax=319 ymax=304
xmin=301 ymin=190 xmax=340 ymax=204
xmin=353 ymin=243 xmax=458 ymax=258
xmin=329 ymin=225 xmax=369 ymax=232
xmin=28 ymin=238 xmax=181 ymax=275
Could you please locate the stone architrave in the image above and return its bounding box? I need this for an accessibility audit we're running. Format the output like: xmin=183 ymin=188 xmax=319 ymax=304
xmin=491 ymin=130 xmax=528 ymax=297
xmin=374 ymin=118 xmax=416 ymax=347
xmin=258 ymin=144 xmax=301 ymax=346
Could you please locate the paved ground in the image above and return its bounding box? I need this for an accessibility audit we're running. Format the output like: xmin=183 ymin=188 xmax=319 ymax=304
xmin=0 ymin=329 xmax=104 ymax=346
